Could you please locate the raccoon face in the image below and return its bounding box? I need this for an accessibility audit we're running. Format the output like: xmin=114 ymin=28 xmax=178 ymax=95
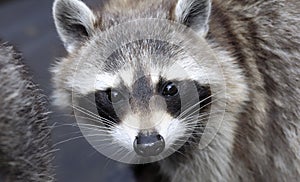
xmin=94 ymin=71 xmax=211 ymax=157
xmin=53 ymin=0 xmax=248 ymax=163
xmin=68 ymin=38 xmax=216 ymax=162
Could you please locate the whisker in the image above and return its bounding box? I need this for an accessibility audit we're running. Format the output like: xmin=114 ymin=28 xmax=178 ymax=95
xmin=177 ymin=97 xmax=223 ymax=123
xmin=53 ymin=133 xmax=114 ymax=147
xmin=72 ymin=105 xmax=116 ymax=126
xmin=183 ymin=110 xmax=225 ymax=121
xmin=183 ymin=114 xmax=224 ymax=125
xmin=177 ymin=89 xmax=224 ymax=120
xmin=73 ymin=102 xmax=119 ymax=125
xmin=119 ymin=150 xmax=134 ymax=162
xmin=169 ymin=146 xmax=187 ymax=159
xmin=77 ymin=123 xmax=115 ymax=130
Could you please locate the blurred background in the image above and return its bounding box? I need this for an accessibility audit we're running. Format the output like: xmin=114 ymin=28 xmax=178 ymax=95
xmin=0 ymin=0 xmax=136 ymax=181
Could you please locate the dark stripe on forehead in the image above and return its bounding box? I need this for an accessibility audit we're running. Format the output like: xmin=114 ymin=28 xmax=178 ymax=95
xmin=130 ymin=75 xmax=153 ymax=112
xmin=103 ymin=39 xmax=182 ymax=72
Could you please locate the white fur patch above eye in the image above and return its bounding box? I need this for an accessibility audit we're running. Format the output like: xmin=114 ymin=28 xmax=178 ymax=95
xmin=118 ymin=68 xmax=135 ymax=89
xmin=150 ymin=73 xmax=160 ymax=86
xmin=95 ymin=73 xmax=120 ymax=90
xmin=162 ymin=58 xmax=210 ymax=84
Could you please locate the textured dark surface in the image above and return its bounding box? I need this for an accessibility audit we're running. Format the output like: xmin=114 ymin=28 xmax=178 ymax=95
xmin=0 ymin=42 xmax=54 ymax=182
xmin=0 ymin=1 xmax=135 ymax=182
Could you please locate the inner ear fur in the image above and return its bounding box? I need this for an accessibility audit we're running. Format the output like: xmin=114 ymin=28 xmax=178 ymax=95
xmin=53 ymin=0 xmax=96 ymax=52
xmin=175 ymin=0 xmax=211 ymax=36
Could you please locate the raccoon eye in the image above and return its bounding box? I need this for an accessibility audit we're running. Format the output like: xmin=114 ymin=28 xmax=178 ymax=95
xmin=162 ymin=82 xmax=178 ymax=97
xmin=106 ymin=89 xmax=125 ymax=103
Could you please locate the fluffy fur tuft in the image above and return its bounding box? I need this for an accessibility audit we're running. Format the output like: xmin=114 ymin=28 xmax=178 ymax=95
xmin=0 ymin=42 xmax=54 ymax=181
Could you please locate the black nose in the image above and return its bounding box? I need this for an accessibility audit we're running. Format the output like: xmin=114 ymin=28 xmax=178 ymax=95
xmin=133 ymin=133 xmax=165 ymax=157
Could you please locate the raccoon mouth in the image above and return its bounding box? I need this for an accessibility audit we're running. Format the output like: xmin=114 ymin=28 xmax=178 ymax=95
xmin=133 ymin=132 xmax=165 ymax=157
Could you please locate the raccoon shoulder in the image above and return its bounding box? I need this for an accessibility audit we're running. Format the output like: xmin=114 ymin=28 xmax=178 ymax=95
xmin=0 ymin=42 xmax=54 ymax=181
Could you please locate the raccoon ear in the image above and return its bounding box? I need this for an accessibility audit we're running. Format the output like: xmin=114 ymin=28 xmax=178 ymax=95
xmin=53 ymin=0 xmax=96 ymax=52
xmin=175 ymin=0 xmax=211 ymax=36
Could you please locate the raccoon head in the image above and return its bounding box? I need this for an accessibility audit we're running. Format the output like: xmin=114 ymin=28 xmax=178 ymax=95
xmin=52 ymin=0 xmax=248 ymax=163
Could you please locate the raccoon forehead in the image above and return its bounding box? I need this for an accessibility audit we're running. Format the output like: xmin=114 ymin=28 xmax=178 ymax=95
xmin=93 ymin=59 xmax=208 ymax=92
xmin=74 ymin=39 xmax=211 ymax=94
xmin=92 ymin=43 xmax=209 ymax=90
xmin=100 ymin=39 xmax=183 ymax=72
xmin=94 ymin=62 xmax=208 ymax=92
xmin=68 ymin=51 xmax=211 ymax=96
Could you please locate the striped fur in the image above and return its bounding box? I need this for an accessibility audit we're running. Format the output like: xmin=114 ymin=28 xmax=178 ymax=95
xmin=52 ymin=0 xmax=300 ymax=181
xmin=0 ymin=42 xmax=54 ymax=181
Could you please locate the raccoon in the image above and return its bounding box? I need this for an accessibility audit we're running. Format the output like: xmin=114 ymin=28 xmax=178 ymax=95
xmin=0 ymin=42 xmax=54 ymax=181
xmin=52 ymin=0 xmax=300 ymax=181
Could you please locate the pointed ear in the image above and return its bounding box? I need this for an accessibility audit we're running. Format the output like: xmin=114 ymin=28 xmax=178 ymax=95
xmin=53 ymin=0 xmax=96 ymax=52
xmin=175 ymin=0 xmax=211 ymax=36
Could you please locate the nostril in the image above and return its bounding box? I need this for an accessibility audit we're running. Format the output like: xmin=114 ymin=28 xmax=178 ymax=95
xmin=133 ymin=133 xmax=165 ymax=157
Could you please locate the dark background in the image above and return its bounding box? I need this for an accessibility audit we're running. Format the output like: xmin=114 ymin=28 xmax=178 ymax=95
xmin=0 ymin=0 xmax=136 ymax=181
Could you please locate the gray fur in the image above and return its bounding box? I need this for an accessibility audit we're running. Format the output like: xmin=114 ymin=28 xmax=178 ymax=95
xmin=0 ymin=42 xmax=54 ymax=181
xmin=53 ymin=0 xmax=96 ymax=52
xmin=52 ymin=0 xmax=300 ymax=181
xmin=175 ymin=0 xmax=211 ymax=35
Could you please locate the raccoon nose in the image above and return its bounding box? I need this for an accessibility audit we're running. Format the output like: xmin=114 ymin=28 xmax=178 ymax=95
xmin=133 ymin=133 xmax=165 ymax=157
